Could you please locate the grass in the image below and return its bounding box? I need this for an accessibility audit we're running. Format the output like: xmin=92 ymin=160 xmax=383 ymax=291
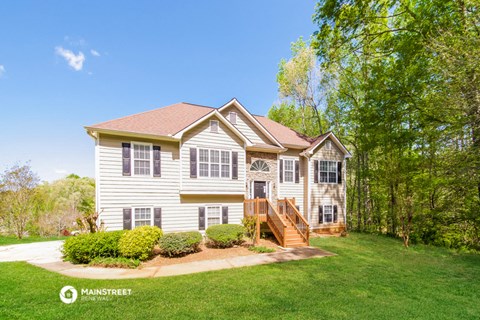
xmin=0 ymin=233 xmax=479 ymax=319
xmin=248 ymin=245 xmax=275 ymax=253
xmin=89 ymin=257 xmax=140 ymax=269
xmin=0 ymin=235 xmax=67 ymax=246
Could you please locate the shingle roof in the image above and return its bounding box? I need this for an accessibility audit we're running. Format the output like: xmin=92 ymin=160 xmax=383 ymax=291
xmin=253 ymin=116 xmax=311 ymax=148
xmin=87 ymin=102 xmax=313 ymax=148
xmin=87 ymin=103 xmax=214 ymax=137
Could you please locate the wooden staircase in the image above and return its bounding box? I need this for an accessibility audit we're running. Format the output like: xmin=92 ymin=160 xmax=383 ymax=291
xmin=244 ymin=197 xmax=309 ymax=248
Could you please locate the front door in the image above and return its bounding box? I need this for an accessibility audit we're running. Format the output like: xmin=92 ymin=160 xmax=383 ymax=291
xmin=253 ymin=181 xmax=267 ymax=199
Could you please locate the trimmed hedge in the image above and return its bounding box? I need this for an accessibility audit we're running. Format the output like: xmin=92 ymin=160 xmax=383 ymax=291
xmin=62 ymin=230 xmax=125 ymax=264
xmin=206 ymin=224 xmax=245 ymax=248
xmin=119 ymin=226 xmax=163 ymax=261
xmin=158 ymin=231 xmax=202 ymax=257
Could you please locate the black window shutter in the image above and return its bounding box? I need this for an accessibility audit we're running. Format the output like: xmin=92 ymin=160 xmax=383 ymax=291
xmin=337 ymin=161 xmax=342 ymax=184
xmin=123 ymin=208 xmax=132 ymax=230
xmin=318 ymin=206 xmax=323 ymax=224
xmin=122 ymin=143 xmax=131 ymax=176
xmin=154 ymin=208 xmax=162 ymax=229
xmin=232 ymin=152 xmax=238 ymax=180
xmin=314 ymin=160 xmax=318 ymax=183
xmin=279 ymin=159 xmax=284 ymax=183
xmin=222 ymin=206 xmax=228 ymax=224
xmin=333 ymin=205 xmax=338 ymax=223
xmin=198 ymin=207 xmax=205 ymax=230
xmin=153 ymin=146 xmax=161 ymax=177
xmin=190 ymin=148 xmax=197 ymax=178
xmin=295 ymin=160 xmax=300 ymax=183
xmin=295 ymin=205 xmax=300 ymax=211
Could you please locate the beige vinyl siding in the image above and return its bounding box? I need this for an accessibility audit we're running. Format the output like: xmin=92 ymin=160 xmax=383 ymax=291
xmin=278 ymin=149 xmax=305 ymax=214
xmin=309 ymin=138 xmax=346 ymax=228
xmin=180 ymin=115 xmax=245 ymax=193
xmin=220 ymin=105 xmax=273 ymax=145
xmin=97 ymin=134 xmax=244 ymax=232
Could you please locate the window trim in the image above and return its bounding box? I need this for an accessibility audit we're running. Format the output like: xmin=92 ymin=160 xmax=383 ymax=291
xmin=319 ymin=160 xmax=338 ymax=184
xmin=132 ymin=206 xmax=154 ymax=228
xmin=322 ymin=205 xmax=334 ymax=224
xmin=131 ymin=141 xmax=153 ymax=177
xmin=229 ymin=112 xmax=237 ymax=125
xmin=197 ymin=147 xmax=231 ymax=179
xmin=210 ymin=120 xmax=219 ymax=133
xmin=205 ymin=205 xmax=222 ymax=228
xmin=282 ymin=158 xmax=295 ymax=183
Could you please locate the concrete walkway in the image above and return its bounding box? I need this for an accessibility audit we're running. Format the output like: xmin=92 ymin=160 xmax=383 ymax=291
xmin=29 ymin=247 xmax=335 ymax=279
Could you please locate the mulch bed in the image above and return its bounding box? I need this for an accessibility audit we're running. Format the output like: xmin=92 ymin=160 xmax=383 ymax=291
xmin=141 ymin=237 xmax=281 ymax=268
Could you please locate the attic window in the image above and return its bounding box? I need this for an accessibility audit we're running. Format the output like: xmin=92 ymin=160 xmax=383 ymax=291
xmin=229 ymin=112 xmax=237 ymax=125
xmin=325 ymin=140 xmax=332 ymax=150
xmin=210 ymin=120 xmax=219 ymax=133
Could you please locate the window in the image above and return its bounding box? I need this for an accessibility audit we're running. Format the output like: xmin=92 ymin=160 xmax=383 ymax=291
xmin=319 ymin=160 xmax=337 ymax=183
xmin=250 ymin=160 xmax=269 ymax=172
xmin=133 ymin=143 xmax=151 ymax=176
xmin=198 ymin=148 xmax=230 ymax=178
xmin=210 ymin=120 xmax=219 ymax=133
xmin=221 ymin=151 xmax=230 ymax=178
xmin=284 ymin=159 xmax=294 ymax=182
xmin=206 ymin=206 xmax=221 ymax=227
xmin=229 ymin=112 xmax=237 ymax=125
xmin=323 ymin=205 xmax=333 ymax=223
xmin=134 ymin=207 xmax=152 ymax=227
xmin=325 ymin=140 xmax=332 ymax=150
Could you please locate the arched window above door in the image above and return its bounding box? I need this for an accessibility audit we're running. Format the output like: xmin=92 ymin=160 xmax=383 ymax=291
xmin=250 ymin=160 xmax=270 ymax=172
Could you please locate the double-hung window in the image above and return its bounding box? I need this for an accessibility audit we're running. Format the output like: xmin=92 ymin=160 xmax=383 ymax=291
xmin=323 ymin=205 xmax=333 ymax=223
xmin=133 ymin=143 xmax=152 ymax=176
xmin=134 ymin=207 xmax=152 ymax=227
xmin=206 ymin=206 xmax=221 ymax=227
xmin=284 ymin=159 xmax=294 ymax=182
xmin=319 ymin=160 xmax=337 ymax=183
xmin=198 ymin=148 xmax=230 ymax=178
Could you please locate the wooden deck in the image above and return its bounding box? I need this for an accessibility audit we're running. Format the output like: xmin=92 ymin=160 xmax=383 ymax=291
xmin=244 ymin=198 xmax=309 ymax=248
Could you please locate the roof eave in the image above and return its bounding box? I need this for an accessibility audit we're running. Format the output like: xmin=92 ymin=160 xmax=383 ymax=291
xmin=84 ymin=127 xmax=181 ymax=142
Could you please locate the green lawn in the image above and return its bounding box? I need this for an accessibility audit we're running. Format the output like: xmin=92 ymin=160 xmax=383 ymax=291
xmin=0 ymin=235 xmax=67 ymax=246
xmin=0 ymin=233 xmax=479 ymax=319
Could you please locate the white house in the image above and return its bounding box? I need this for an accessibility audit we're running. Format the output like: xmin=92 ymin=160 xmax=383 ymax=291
xmin=85 ymin=98 xmax=351 ymax=247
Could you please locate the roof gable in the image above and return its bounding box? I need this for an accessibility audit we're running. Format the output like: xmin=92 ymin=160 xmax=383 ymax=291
xmin=302 ymin=132 xmax=351 ymax=158
xmin=218 ymin=98 xmax=284 ymax=148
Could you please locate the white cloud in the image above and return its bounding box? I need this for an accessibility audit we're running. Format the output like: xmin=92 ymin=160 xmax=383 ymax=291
xmin=55 ymin=46 xmax=85 ymax=71
xmin=55 ymin=169 xmax=67 ymax=174
xmin=90 ymin=49 xmax=100 ymax=57
xmin=0 ymin=65 xmax=5 ymax=77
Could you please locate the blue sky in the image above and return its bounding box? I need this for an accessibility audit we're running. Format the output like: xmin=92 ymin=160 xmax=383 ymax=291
xmin=0 ymin=1 xmax=317 ymax=182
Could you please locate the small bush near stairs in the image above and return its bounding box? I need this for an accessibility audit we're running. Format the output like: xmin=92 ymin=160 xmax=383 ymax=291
xmin=206 ymin=224 xmax=245 ymax=248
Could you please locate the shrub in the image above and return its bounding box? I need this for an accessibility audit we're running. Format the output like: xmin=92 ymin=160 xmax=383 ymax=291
xmin=62 ymin=230 xmax=125 ymax=264
xmin=248 ymin=246 xmax=275 ymax=253
xmin=158 ymin=231 xmax=202 ymax=257
xmin=89 ymin=257 xmax=140 ymax=269
xmin=119 ymin=226 xmax=163 ymax=261
xmin=206 ymin=224 xmax=245 ymax=248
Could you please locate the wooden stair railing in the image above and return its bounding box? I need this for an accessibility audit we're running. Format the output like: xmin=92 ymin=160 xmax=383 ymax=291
xmin=265 ymin=198 xmax=287 ymax=247
xmin=283 ymin=198 xmax=309 ymax=245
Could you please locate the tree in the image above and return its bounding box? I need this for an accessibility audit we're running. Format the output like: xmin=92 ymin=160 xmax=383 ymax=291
xmin=270 ymin=38 xmax=330 ymax=136
xmin=0 ymin=164 xmax=39 ymax=238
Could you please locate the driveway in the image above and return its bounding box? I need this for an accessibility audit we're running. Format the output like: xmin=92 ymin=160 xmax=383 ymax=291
xmin=0 ymin=241 xmax=64 ymax=264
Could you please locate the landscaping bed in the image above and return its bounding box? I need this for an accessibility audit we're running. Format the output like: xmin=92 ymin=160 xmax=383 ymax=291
xmin=143 ymin=238 xmax=280 ymax=267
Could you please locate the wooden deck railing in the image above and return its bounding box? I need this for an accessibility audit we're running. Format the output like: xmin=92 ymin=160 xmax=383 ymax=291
xmin=244 ymin=197 xmax=286 ymax=246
